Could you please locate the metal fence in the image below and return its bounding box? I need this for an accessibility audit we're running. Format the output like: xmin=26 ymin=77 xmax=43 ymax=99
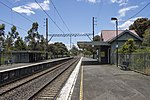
xmin=118 ymin=53 xmax=150 ymax=75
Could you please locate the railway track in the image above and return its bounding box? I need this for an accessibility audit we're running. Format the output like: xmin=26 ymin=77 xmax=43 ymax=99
xmin=0 ymin=57 xmax=80 ymax=100
xmin=0 ymin=59 xmax=72 ymax=95
xmin=29 ymin=57 xmax=79 ymax=100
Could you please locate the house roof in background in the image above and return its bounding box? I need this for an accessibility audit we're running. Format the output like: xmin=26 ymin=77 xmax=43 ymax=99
xmin=100 ymin=30 xmax=138 ymax=42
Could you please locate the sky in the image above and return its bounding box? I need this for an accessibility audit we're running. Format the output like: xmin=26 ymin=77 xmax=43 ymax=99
xmin=0 ymin=0 xmax=150 ymax=49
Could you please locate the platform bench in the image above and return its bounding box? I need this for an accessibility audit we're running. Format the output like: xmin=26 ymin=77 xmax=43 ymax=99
xmin=120 ymin=61 xmax=129 ymax=70
xmin=5 ymin=60 xmax=13 ymax=65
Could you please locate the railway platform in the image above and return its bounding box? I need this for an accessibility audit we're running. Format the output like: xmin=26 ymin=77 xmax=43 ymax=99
xmin=0 ymin=57 xmax=71 ymax=71
xmin=0 ymin=63 xmax=31 ymax=71
xmin=0 ymin=57 xmax=73 ymax=86
xmin=58 ymin=57 xmax=150 ymax=100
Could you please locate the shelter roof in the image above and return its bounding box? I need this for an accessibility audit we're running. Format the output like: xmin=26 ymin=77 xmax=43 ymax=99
xmin=77 ymin=41 xmax=110 ymax=48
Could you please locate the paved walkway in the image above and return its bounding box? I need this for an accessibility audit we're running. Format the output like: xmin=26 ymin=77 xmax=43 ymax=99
xmin=72 ymin=64 xmax=150 ymax=100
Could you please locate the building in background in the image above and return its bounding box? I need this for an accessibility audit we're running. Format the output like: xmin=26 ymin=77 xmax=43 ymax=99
xmin=78 ymin=30 xmax=142 ymax=64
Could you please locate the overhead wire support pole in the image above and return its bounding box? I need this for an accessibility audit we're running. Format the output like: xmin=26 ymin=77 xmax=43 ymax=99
xmin=46 ymin=18 xmax=48 ymax=59
xmin=93 ymin=17 xmax=95 ymax=41
xmin=35 ymin=0 xmax=65 ymax=34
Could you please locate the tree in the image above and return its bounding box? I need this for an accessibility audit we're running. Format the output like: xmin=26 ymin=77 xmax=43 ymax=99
xmin=0 ymin=24 xmax=5 ymax=36
xmin=0 ymin=24 xmax=5 ymax=51
xmin=84 ymin=50 xmax=92 ymax=56
xmin=93 ymin=35 xmax=102 ymax=41
xmin=129 ymin=18 xmax=150 ymax=38
xmin=9 ymin=25 xmax=19 ymax=39
xmin=142 ymin=28 xmax=150 ymax=47
xmin=70 ymin=45 xmax=79 ymax=56
xmin=14 ymin=37 xmax=27 ymax=50
xmin=39 ymin=35 xmax=47 ymax=51
xmin=54 ymin=42 xmax=68 ymax=56
xmin=0 ymin=24 xmax=5 ymax=30
xmin=48 ymin=42 xmax=68 ymax=58
xmin=5 ymin=25 xmax=19 ymax=51
xmin=118 ymin=38 xmax=136 ymax=54
xmin=25 ymin=22 xmax=44 ymax=51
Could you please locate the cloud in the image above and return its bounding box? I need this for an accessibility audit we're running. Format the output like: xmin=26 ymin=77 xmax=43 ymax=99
xmin=27 ymin=0 xmax=50 ymax=11
xmin=118 ymin=5 xmax=138 ymax=18
xmin=15 ymin=0 xmax=20 ymax=2
xmin=140 ymin=2 xmax=146 ymax=5
xmin=12 ymin=6 xmax=35 ymax=16
xmin=111 ymin=0 xmax=128 ymax=6
xmin=12 ymin=0 xmax=50 ymax=16
xmin=118 ymin=17 xmax=141 ymax=29
xmin=77 ymin=0 xmax=100 ymax=3
xmin=88 ymin=0 xmax=97 ymax=3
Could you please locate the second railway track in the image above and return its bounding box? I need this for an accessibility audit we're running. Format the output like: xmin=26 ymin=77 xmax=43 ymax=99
xmin=0 ymin=57 xmax=80 ymax=100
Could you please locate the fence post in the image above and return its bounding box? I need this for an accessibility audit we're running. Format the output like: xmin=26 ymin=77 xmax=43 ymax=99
xmin=144 ymin=53 xmax=147 ymax=74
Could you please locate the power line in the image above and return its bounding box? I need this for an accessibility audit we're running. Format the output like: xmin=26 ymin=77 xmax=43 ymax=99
xmin=34 ymin=0 xmax=65 ymax=34
xmin=0 ymin=1 xmax=45 ymax=30
xmin=35 ymin=0 xmax=75 ymax=48
xmin=0 ymin=1 xmax=33 ymax=23
xmin=49 ymin=0 xmax=75 ymax=47
xmin=0 ymin=18 xmax=27 ymax=32
xmin=97 ymin=0 xmax=103 ymax=20
xmin=50 ymin=0 xmax=72 ymax=33
xmin=126 ymin=1 xmax=150 ymax=21
xmin=5 ymin=0 xmax=13 ymax=6
xmin=146 ymin=13 xmax=150 ymax=17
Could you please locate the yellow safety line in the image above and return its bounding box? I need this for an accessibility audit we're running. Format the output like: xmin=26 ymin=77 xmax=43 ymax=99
xmin=80 ymin=65 xmax=83 ymax=100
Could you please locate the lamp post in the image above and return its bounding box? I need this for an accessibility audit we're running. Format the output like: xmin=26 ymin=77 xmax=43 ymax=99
xmin=92 ymin=17 xmax=96 ymax=59
xmin=111 ymin=17 xmax=118 ymax=67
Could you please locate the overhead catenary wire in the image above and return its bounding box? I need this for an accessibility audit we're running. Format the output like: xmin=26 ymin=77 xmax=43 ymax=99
xmin=126 ymin=1 xmax=150 ymax=21
xmin=146 ymin=13 xmax=150 ymax=17
xmin=49 ymin=0 xmax=74 ymax=46
xmin=0 ymin=1 xmax=45 ymax=30
xmin=97 ymin=0 xmax=103 ymax=20
xmin=34 ymin=0 xmax=65 ymax=34
xmin=0 ymin=18 xmax=27 ymax=32
xmin=35 ymin=0 xmax=75 ymax=47
xmin=50 ymin=0 xmax=92 ymax=45
xmin=50 ymin=0 xmax=72 ymax=33
xmin=5 ymin=0 xmax=13 ymax=6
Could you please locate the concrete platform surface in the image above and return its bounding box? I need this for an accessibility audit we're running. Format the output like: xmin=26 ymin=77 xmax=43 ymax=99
xmin=0 ymin=57 xmax=71 ymax=71
xmin=81 ymin=57 xmax=99 ymax=65
xmin=82 ymin=57 xmax=97 ymax=62
xmin=0 ymin=63 xmax=31 ymax=71
xmin=72 ymin=65 xmax=150 ymax=100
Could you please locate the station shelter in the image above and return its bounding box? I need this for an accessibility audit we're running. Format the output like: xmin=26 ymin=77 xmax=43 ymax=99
xmin=11 ymin=51 xmax=46 ymax=63
xmin=77 ymin=30 xmax=142 ymax=64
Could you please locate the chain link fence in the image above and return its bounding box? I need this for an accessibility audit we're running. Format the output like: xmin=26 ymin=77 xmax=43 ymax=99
xmin=118 ymin=53 xmax=150 ymax=75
